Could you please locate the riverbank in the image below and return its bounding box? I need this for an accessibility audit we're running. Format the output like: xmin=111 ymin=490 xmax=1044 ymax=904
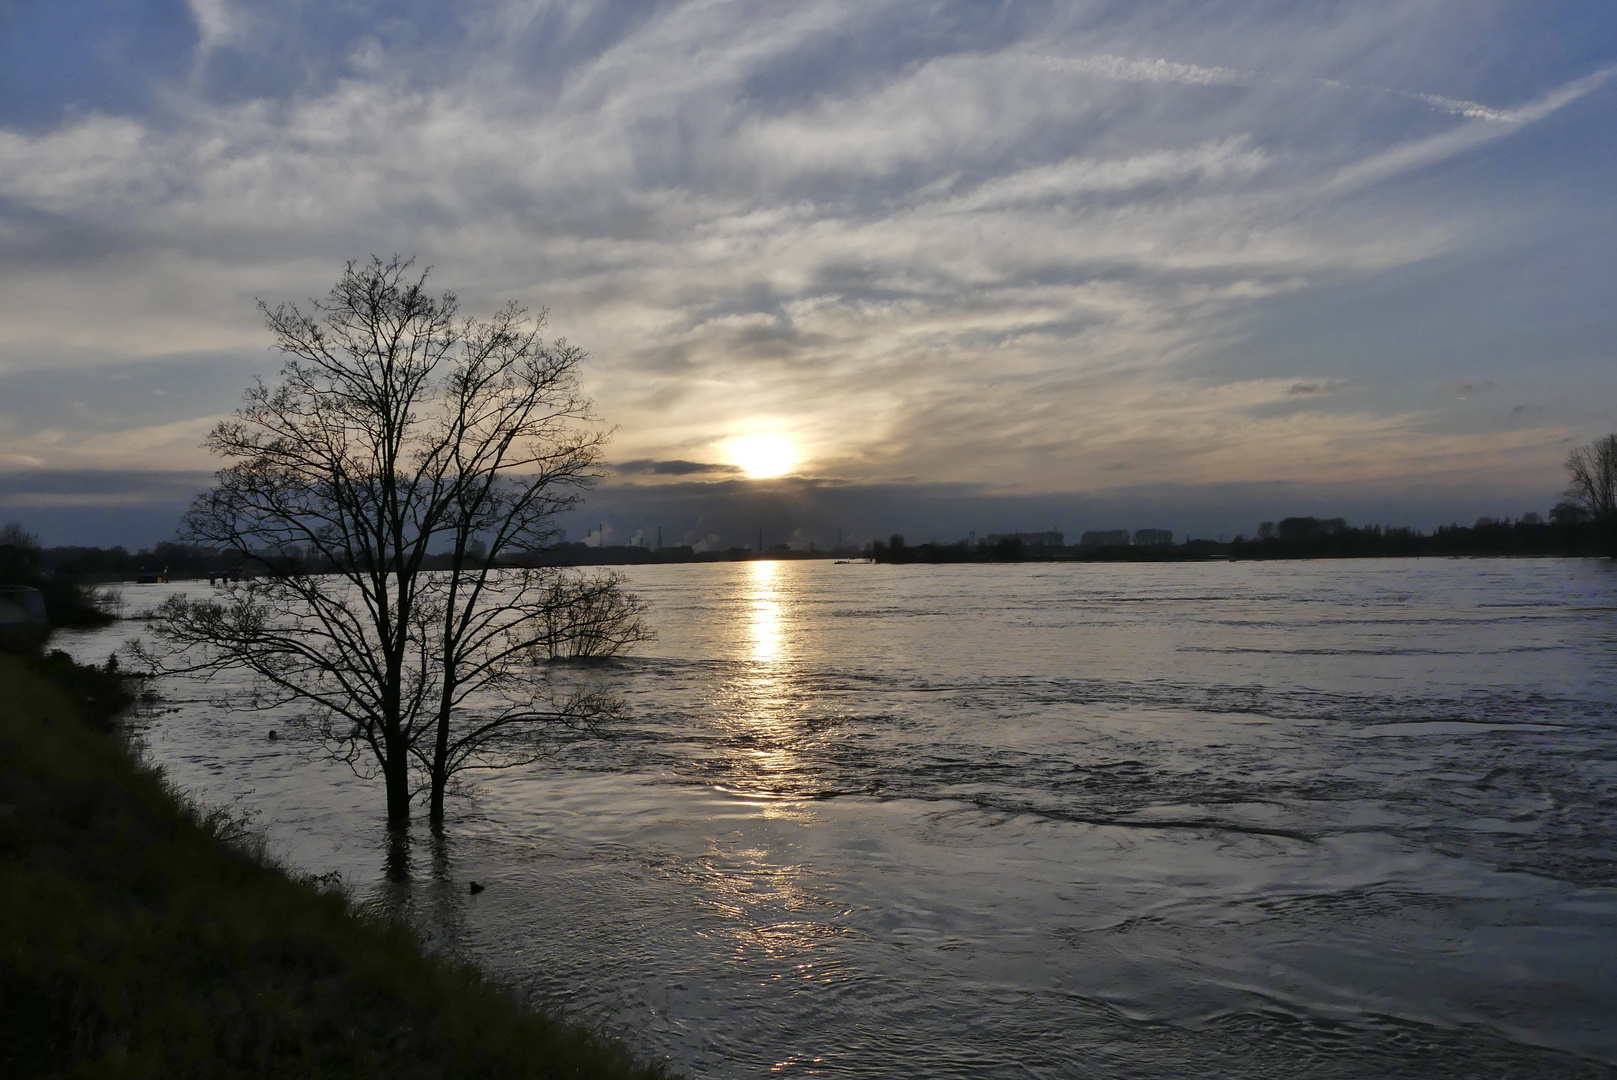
xmin=0 ymin=649 xmax=671 ymax=1079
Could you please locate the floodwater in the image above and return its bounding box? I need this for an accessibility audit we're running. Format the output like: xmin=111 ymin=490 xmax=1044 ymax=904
xmin=58 ymin=558 xmax=1617 ymax=1077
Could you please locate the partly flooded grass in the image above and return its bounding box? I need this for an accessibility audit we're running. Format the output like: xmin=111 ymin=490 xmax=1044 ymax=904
xmin=0 ymin=653 xmax=673 ymax=1079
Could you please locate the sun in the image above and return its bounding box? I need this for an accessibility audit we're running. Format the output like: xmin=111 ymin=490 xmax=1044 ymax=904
xmin=725 ymin=433 xmax=799 ymax=478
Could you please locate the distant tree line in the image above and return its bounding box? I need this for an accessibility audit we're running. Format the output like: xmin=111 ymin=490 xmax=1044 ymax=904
xmin=868 ymin=532 xmax=1218 ymax=564
xmin=1229 ymin=514 xmax=1607 ymax=560
xmin=12 ymin=505 xmax=1612 ymax=578
xmin=19 ymin=540 xmax=248 ymax=581
xmin=870 ymin=434 xmax=1617 ymax=565
xmin=865 ymin=515 xmax=1609 ymax=565
xmin=5 ymin=534 xmax=836 ymax=579
xmin=1232 ymin=434 xmax=1617 ymax=560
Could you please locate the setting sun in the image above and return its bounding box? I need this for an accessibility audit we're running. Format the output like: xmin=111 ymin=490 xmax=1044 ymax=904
xmin=725 ymin=433 xmax=799 ymax=478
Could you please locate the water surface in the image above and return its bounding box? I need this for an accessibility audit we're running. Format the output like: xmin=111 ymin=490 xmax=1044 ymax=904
xmin=63 ymin=558 xmax=1617 ymax=1077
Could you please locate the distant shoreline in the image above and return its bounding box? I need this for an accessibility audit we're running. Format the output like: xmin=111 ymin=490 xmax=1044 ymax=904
xmin=89 ymin=548 xmax=1605 ymax=583
xmin=25 ymin=514 xmax=1614 ymax=584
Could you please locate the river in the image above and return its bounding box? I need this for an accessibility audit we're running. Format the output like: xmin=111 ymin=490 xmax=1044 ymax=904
xmin=57 ymin=557 xmax=1617 ymax=1078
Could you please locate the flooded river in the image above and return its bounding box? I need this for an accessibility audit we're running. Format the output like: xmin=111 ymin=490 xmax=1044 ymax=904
xmin=59 ymin=558 xmax=1617 ymax=1077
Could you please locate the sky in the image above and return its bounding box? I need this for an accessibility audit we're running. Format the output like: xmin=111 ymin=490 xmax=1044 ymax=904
xmin=2 ymin=0 xmax=1615 ymax=549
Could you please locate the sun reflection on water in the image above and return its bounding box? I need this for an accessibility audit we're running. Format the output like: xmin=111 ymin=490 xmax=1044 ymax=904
xmin=733 ymin=560 xmax=808 ymax=792
xmin=702 ymin=562 xmax=844 ymax=999
xmin=748 ymin=559 xmax=785 ymax=663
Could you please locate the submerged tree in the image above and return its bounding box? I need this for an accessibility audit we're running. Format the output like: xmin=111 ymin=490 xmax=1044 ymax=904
xmin=142 ymin=257 xmax=651 ymax=826
xmin=1563 ymin=433 xmax=1617 ymax=557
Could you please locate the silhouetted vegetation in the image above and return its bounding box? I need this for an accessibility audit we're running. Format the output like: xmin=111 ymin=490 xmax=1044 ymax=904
xmin=1562 ymin=433 xmax=1617 ymax=558
xmin=869 ymin=533 xmax=1213 ymax=563
xmin=39 ymin=539 xmax=245 ymax=581
xmin=13 ymin=648 xmax=138 ymax=729
xmin=1230 ymin=514 xmax=1608 ymax=559
xmin=856 ymin=512 xmax=1610 ymax=564
xmin=0 ymin=649 xmax=671 ymax=1079
xmin=0 ymin=522 xmax=117 ymax=628
xmin=870 ymin=535 xmax=977 ymax=563
xmin=141 ymin=257 xmax=650 ymax=827
xmin=988 ymin=535 xmax=1022 ymax=561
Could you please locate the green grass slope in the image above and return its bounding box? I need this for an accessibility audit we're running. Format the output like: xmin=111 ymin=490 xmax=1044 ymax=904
xmin=0 ymin=654 xmax=672 ymax=1079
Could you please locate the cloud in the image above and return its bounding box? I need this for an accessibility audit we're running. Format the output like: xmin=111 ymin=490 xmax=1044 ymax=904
xmin=612 ymin=458 xmax=742 ymax=476
xmin=184 ymin=0 xmax=241 ymax=57
xmin=1024 ymin=49 xmax=1531 ymax=123
xmin=1285 ymin=378 xmax=1356 ymax=396
xmin=0 ymin=469 xmax=211 ymax=509
xmin=1440 ymin=380 xmax=1500 ymax=400
xmin=0 ymin=0 xmax=1612 ymax=537
xmin=1324 ymin=65 xmax=1617 ymax=192
xmin=1021 ymin=51 xmax=1255 ymax=88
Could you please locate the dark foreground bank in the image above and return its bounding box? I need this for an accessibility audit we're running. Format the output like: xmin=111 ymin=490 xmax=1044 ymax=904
xmin=0 ymin=651 xmax=672 ymax=1079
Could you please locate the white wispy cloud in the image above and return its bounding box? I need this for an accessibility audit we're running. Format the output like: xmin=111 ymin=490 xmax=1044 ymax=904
xmin=1325 ymin=64 xmax=1617 ymax=191
xmin=1025 ymin=46 xmax=1576 ymax=125
xmin=183 ymin=0 xmax=243 ymax=57
xmin=0 ymin=0 xmax=1609 ymax=498
xmin=1022 ymin=51 xmax=1255 ymax=87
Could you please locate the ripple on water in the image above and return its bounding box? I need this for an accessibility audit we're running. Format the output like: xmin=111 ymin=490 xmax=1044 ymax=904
xmin=49 ymin=559 xmax=1617 ymax=1077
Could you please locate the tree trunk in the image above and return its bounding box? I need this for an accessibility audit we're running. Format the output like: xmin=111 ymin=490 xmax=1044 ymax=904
xmin=428 ymin=764 xmax=447 ymax=824
xmin=382 ymin=731 xmax=412 ymax=826
xmin=384 ymin=824 xmax=412 ymax=883
xmin=428 ymin=696 xmax=452 ymax=824
xmin=385 ymin=767 xmax=412 ymax=825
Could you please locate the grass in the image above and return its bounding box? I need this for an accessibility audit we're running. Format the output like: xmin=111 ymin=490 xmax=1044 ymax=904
xmin=0 ymin=651 xmax=674 ymax=1079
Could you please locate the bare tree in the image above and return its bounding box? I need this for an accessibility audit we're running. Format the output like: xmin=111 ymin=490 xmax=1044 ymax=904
xmin=1564 ymin=433 xmax=1617 ymax=557
xmin=140 ymin=257 xmax=651 ymax=826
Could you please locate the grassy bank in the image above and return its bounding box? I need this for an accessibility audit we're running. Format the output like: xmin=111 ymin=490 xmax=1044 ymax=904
xmin=0 ymin=651 xmax=671 ymax=1079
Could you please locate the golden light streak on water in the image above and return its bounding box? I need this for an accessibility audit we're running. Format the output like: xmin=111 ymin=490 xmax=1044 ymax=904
xmin=748 ymin=559 xmax=784 ymax=664
xmin=738 ymin=560 xmax=801 ymax=787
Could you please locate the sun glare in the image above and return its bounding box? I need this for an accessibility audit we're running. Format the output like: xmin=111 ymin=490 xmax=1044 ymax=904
xmin=726 ymin=433 xmax=799 ymax=478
